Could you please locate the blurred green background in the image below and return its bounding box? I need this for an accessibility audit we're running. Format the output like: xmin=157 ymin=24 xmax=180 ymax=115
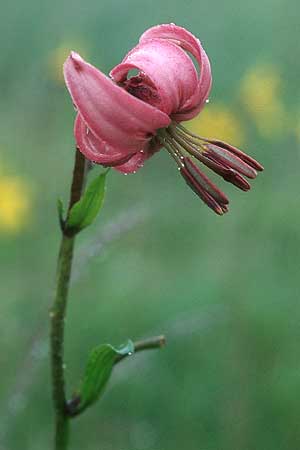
xmin=1 ymin=0 xmax=299 ymax=449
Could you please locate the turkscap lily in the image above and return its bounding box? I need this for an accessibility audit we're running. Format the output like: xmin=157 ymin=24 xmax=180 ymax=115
xmin=64 ymin=24 xmax=263 ymax=215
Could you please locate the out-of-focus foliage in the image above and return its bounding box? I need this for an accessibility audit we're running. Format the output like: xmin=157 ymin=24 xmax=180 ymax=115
xmin=0 ymin=1 xmax=299 ymax=449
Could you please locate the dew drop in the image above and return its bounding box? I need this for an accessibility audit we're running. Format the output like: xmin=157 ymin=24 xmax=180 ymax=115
xmin=128 ymin=352 xmax=133 ymax=356
xmin=124 ymin=173 xmax=128 ymax=176
xmin=205 ymin=99 xmax=210 ymax=104
xmin=62 ymin=363 xmax=67 ymax=370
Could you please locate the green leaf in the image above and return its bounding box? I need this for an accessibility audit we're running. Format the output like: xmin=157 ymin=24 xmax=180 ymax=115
xmin=78 ymin=341 xmax=134 ymax=411
xmin=67 ymin=171 xmax=107 ymax=232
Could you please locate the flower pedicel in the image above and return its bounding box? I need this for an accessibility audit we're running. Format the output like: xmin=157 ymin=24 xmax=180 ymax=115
xmin=64 ymin=24 xmax=263 ymax=215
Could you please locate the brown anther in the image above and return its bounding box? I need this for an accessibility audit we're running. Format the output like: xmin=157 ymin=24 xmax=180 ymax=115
xmin=180 ymin=157 xmax=228 ymax=215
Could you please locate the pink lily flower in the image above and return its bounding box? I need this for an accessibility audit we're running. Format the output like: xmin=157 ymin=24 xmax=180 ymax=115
xmin=63 ymin=24 xmax=263 ymax=215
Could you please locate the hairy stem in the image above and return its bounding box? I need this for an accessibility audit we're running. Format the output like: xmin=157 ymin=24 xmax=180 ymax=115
xmin=50 ymin=149 xmax=87 ymax=450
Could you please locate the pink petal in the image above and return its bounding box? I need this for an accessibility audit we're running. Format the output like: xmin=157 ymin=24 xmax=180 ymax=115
xmin=75 ymin=114 xmax=161 ymax=174
xmin=184 ymin=157 xmax=229 ymax=205
xmin=75 ymin=114 xmax=136 ymax=165
xmin=114 ymin=152 xmax=148 ymax=174
xmin=111 ymin=39 xmax=198 ymax=117
xmin=64 ymin=52 xmax=170 ymax=154
xmin=114 ymin=139 xmax=162 ymax=174
xmin=140 ymin=24 xmax=212 ymax=121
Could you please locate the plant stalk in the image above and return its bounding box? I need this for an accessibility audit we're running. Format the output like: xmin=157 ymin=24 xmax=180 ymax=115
xmin=50 ymin=149 xmax=87 ymax=450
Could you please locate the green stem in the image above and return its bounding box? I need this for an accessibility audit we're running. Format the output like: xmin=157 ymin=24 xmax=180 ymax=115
xmin=115 ymin=335 xmax=166 ymax=364
xmin=50 ymin=149 xmax=87 ymax=450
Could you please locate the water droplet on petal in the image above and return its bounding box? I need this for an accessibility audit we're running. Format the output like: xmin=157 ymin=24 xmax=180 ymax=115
xmin=205 ymin=99 xmax=210 ymax=104
xmin=128 ymin=352 xmax=133 ymax=356
xmin=124 ymin=173 xmax=128 ymax=176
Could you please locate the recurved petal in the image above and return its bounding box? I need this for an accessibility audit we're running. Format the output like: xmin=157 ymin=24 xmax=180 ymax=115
xmin=114 ymin=138 xmax=163 ymax=174
xmin=139 ymin=24 xmax=212 ymax=120
xmin=75 ymin=114 xmax=136 ymax=165
xmin=64 ymin=52 xmax=170 ymax=153
xmin=111 ymin=39 xmax=198 ymax=117
xmin=114 ymin=152 xmax=148 ymax=174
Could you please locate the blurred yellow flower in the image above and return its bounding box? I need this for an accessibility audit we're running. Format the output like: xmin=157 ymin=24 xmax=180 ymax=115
xmin=0 ymin=176 xmax=32 ymax=234
xmin=240 ymin=64 xmax=286 ymax=138
xmin=186 ymin=104 xmax=244 ymax=147
xmin=48 ymin=40 xmax=88 ymax=84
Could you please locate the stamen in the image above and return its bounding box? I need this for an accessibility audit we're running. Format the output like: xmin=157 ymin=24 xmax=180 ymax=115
xmin=170 ymin=123 xmax=206 ymax=148
xmin=175 ymin=124 xmax=264 ymax=173
xmin=207 ymin=139 xmax=264 ymax=171
xmin=175 ymin=123 xmax=205 ymax=141
xmin=156 ymin=129 xmax=184 ymax=168
xmin=168 ymin=128 xmax=206 ymax=161
xmin=158 ymin=121 xmax=262 ymax=214
xmin=188 ymin=151 xmax=251 ymax=191
xmin=167 ymin=126 xmax=251 ymax=190
xmin=183 ymin=157 xmax=229 ymax=205
xmin=203 ymin=144 xmax=257 ymax=179
xmin=180 ymin=164 xmax=226 ymax=216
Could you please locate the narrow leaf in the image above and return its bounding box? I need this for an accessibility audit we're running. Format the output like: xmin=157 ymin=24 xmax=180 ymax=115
xmin=67 ymin=171 xmax=107 ymax=232
xmin=78 ymin=341 xmax=134 ymax=411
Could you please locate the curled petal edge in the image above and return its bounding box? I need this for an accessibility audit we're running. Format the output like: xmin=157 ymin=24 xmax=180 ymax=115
xmin=139 ymin=24 xmax=212 ymax=120
xmin=111 ymin=38 xmax=198 ymax=117
xmin=75 ymin=114 xmax=158 ymax=174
